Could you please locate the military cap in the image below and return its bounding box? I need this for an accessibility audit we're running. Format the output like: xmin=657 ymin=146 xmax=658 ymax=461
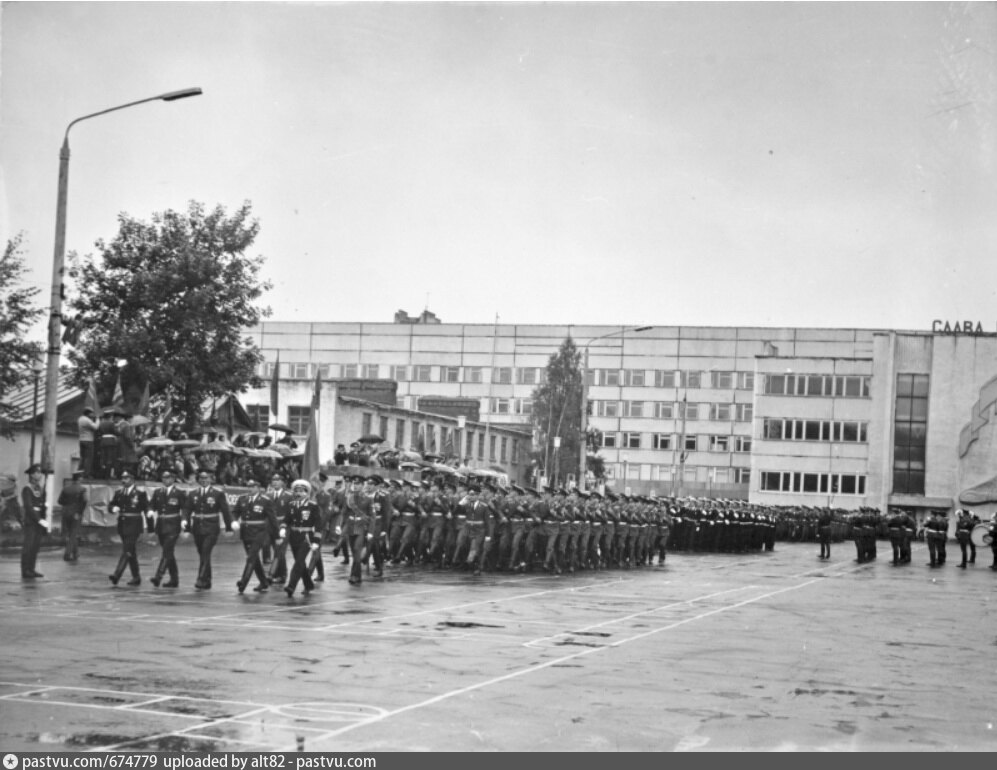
xmin=291 ymin=479 xmax=311 ymax=492
xmin=25 ymin=463 xmax=43 ymax=475
xmin=366 ymin=474 xmax=385 ymax=485
xmin=467 ymin=482 xmax=482 ymax=493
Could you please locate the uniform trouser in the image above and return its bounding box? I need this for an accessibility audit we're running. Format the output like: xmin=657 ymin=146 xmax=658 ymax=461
xmin=819 ymin=526 xmax=833 ymax=558
xmin=927 ymin=534 xmax=943 ymax=564
xmin=348 ymin=532 xmax=367 ymax=581
xmin=900 ymin=531 xmax=913 ymax=562
xmin=524 ymin=525 xmax=544 ymax=567
xmin=112 ymin=522 xmax=143 ymax=581
xmin=626 ymin=532 xmax=640 ymax=564
xmin=543 ymin=523 xmax=562 ymax=569
xmin=154 ymin=529 xmax=181 ymax=582
xmin=991 ymin=541 xmax=997 ymax=567
xmin=888 ymin=532 xmax=902 ymax=563
xmin=62 ymin=513 xmax=81 ymax=560
xmin=388 ymin=519 xmax=404 ymax=557
xmin=394 ymin=517 xmax=419 ymax=561
xmin=79 ymin=441 xmax=95 ymax=477
xmin=239 ymin=527 xmax=270 ymax=586
xmin=449 ymin=519 xmax=467 ymax=565
xmin=505 ymin=521 xmax=527 ymax=567
xmin=192 ymin=525 xmax=220 ymax=586
xmin=268 ymin=538 xmax=289 ymax=581
xmin=576 ymin=528 xmax=591 ymax=567
xmin=21 ymin=520 xmax=44 ymax=576
xmin=308 ymin=549 xmax=325 ymax=580
xmin=421 ymin=517 xmax=446 ymax=563
xmin=562 ymin=526 xmax=579 ymax=568
xmin=956 ymin=534 xmax=975 ymax=564
xmin=286 ymin=536 xmax=316 ymax=595
xmin=655 ymin=529 xmax=669 ymax=562
xmin=459 ymin=523 xmax=487 ymax=570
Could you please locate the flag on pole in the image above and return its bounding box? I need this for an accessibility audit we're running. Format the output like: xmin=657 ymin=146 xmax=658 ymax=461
xmin=137 ymin=382 xmax=151 ymax=417
xmin=301 ymin=409 xmax=320 ymax=483
xmin=111 ymin=374 xmax=125 ymax=411
xmin=269 ymin=352 xmax=280 ymax=418
xmin=311 ymin=365 xmax=322 ymax=411
xmin=85 ymin=377 xmax=99 ymax=415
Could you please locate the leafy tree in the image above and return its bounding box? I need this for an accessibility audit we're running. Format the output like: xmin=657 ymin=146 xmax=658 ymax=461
xmin=531 ymin=337 xmax=584 ymax=487
xmin=67 ymin=201 xmax=272 ymax=430
xmin=0 ymin=234 xmax=44 ymax=438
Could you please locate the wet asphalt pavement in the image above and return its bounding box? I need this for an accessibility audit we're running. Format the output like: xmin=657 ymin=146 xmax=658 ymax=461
xmin=1 ymin=535 xmax=995 ymax=752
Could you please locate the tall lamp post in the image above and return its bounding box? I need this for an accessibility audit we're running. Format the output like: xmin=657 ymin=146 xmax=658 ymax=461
xmin=578 ymin=326 xmax=653 ymax=492
xmin=29 ymin=359 xmax=45 ymax=464
xmin=40 ymin=88 xmax=202 ymax=513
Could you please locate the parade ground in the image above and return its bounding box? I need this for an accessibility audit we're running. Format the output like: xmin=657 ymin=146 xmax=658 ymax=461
xmin=1 ymin=538 xmax=994 ymax=752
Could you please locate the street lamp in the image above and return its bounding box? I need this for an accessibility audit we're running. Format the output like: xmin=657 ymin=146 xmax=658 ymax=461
xmin=40 ymin=88 xmax=202 ymax=513
xmin=553 ymin=436 xmax=561 ymax=488
xmin=579 ymin=326 xmax=652 ymax=491
xmin=29 ymin=358 xmax=45 ymax=464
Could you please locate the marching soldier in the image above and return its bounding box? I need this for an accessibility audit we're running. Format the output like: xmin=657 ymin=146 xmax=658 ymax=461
xmin=341 ymin=475 xmax=373 ymax=585
xmin=183 ymin=469 xmax=233 ymax=589
xmin=420 ymin=479 xmax=451 ymax=568
xmin=148 ymin=469 xmax=186 ymax=587
xmin=107 ymin=469 xmax=149 ymax=586
xmin=454 ymin=482 xmax=492 ymax=576
xmin=57 ymin=470 xmax=87 ymax=563
xmin=365 ymin=475 xmax=393 ymax=578
xmin=235 ymin=478 xmax=279 ymax=593
xmin=266 ymin=472 xmax=293 ymax=583
xmin=282 ymin=479 xmax=323 ymax=598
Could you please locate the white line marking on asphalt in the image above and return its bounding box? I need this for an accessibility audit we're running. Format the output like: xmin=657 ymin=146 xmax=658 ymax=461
xmin=309 ymin=577 xmax=826 ymax=743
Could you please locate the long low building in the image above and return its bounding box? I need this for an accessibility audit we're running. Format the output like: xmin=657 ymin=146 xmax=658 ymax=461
xmin=247 ymin=318 xmax=997 ymax=523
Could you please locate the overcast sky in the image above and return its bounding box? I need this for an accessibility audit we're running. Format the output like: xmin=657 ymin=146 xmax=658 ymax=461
xmin=2 ymin=2 xmax=995 ymax=334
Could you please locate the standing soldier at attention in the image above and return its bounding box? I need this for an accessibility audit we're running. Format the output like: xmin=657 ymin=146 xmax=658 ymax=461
xmin=954 ymin=509 xmax=978 ymax=569
xmin=107 ymin=470 xmax=148 ymax=586
xmin=184 ymin=469 xmax=233 ymax=589
xmin=20 ymin=464 xmax=49 ymax=580
xmin=886 ymin=508 xmax=906 ymax=566
xmin=925 ymin=509 xmax=948 ymax=568
xmin=281 ymin=479 xmax=322 ymax=598
xmin=235 ymin=478 xmax=278 ymax=593
xmin=148 ymin=469 xmax=186 ymax=587
xmin=57 ymin=470 xmax=87 ymax=562
xmin=817 ymin=507 xmax=833 ymax=560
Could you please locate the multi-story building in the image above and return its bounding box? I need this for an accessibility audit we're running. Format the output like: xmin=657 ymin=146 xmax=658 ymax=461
xmin=245 ymin=318 xmax=997 ymax=520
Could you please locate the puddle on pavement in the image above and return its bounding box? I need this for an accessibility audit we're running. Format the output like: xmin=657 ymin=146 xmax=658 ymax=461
xmin=438 ymin=621 xmax=504 ymax=629
xmin=127 ymin=735 xmax=221 ymax=751
xmin=554 ymin=639 xmax=603 ymax=648
xmin=31 ymin=732 xmax=136 ymax=747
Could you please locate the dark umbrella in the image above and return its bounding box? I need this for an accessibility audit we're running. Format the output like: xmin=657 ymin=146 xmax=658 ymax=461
xmin=357 ymin=434 xmax=385 ymax=444
xmin=268 ymin=423 xmax=294 ymax=433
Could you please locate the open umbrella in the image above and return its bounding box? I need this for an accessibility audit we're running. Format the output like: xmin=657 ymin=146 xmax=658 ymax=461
xmin=130 ymin=415 xmax=151 ymax=427
xmin=268 ymin=423 xmax=294 ymax=433
xmin=203 ymin=440 xmax=236 ymax=453
xmin=141 ymin=437 xmax=174 ymax=448
xmin=399 ymin=461 xmax=423 ymax=471
xmin=399 ymin=450 xmax=422 ymax=462
xmin=357 ymin=434 xmax=385 ymax=444
xmin=172 ymin=439 xmax=201 ymax=449
xmin=252 ymin=448 xmax=283 ymax=459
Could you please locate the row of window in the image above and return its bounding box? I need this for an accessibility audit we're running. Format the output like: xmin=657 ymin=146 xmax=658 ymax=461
xmin=592 ymin=400 xmax=753 ymax=421
xmin=763 ymin=374 xmax=871 ymax=398
xmin=761 ymin=419 xmax=869 ymax=443
xmin=588 ymin=370 xmax=755 ymax=390
xmin=759 ymin=471 xmax=867 ymax=495
xmin=893 ymin=374 xmax=929 ymax=495
xmin=265 ymin=362 xmax=758 ymax=390
xmin=605 ymin=464 xmax=752 ymax=484
xmin=600 ymin=432 xmax=753 ymax=453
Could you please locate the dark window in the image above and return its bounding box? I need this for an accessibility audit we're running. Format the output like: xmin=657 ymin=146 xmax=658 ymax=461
xmin=288 ymin=406 xmax=311 ymax=435
xmin=893 ymin=375 xmax=928 ymax=495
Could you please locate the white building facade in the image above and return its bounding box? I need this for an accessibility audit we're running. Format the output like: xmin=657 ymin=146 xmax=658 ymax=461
xmin=247 ymin=320 xmax=997 ymax=516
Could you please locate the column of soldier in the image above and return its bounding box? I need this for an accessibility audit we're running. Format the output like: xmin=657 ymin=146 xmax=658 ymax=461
xmin=92 ymin=468 xmax=997 ymax=598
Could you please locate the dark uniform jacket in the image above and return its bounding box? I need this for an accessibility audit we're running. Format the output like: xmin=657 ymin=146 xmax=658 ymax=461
xmin=184 ymin=484 xmax=232 ymax=531
xmin=149 ymin=484 xmax=187 ymax=535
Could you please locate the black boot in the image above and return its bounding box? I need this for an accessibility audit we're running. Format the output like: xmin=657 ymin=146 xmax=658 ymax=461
xmin=108 ymin=553 xmax=129 ymax=586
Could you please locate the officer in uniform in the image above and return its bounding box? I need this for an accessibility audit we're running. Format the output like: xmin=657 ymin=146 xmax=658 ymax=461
xmin=341 ymin=475 xmax=373 ymax=585
xmin=954 ymin=508 xmax=978 ymax=568
xmin=108 ymin=470 xmax=149 ymax=586
xmin=148 ymin=469 xmax=186 ymax=587
xmin=282 ymin=479 xmax=323 ymax=597
xmin=365 ymin=475 xmax=392 ymax=578
xmin=57 ymin=470 xmax=87 ymax=562
xmin=454 ymin=483 xmax=492 ymax=575
xmin=235 ymin=478 xmax=279 ymax=593
xmin=421 ymin=478 xmax=451 ymax=568
xmin=266 ymin=473 xmax=293 ymax=583
xmin=817 ymin=507 xmax=833 ymax=559
xmin=20 ymin=464 xmax=48 ymax=579
xmin=885 ymin=508 xmax=905 ymax=566
xmin=183 ymin=469 xmax=233 ymax=589
xmin=391 ymin=480 xmax=422 ymax=565
xmin=925 ymin=509 xmax=948 ymax=567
